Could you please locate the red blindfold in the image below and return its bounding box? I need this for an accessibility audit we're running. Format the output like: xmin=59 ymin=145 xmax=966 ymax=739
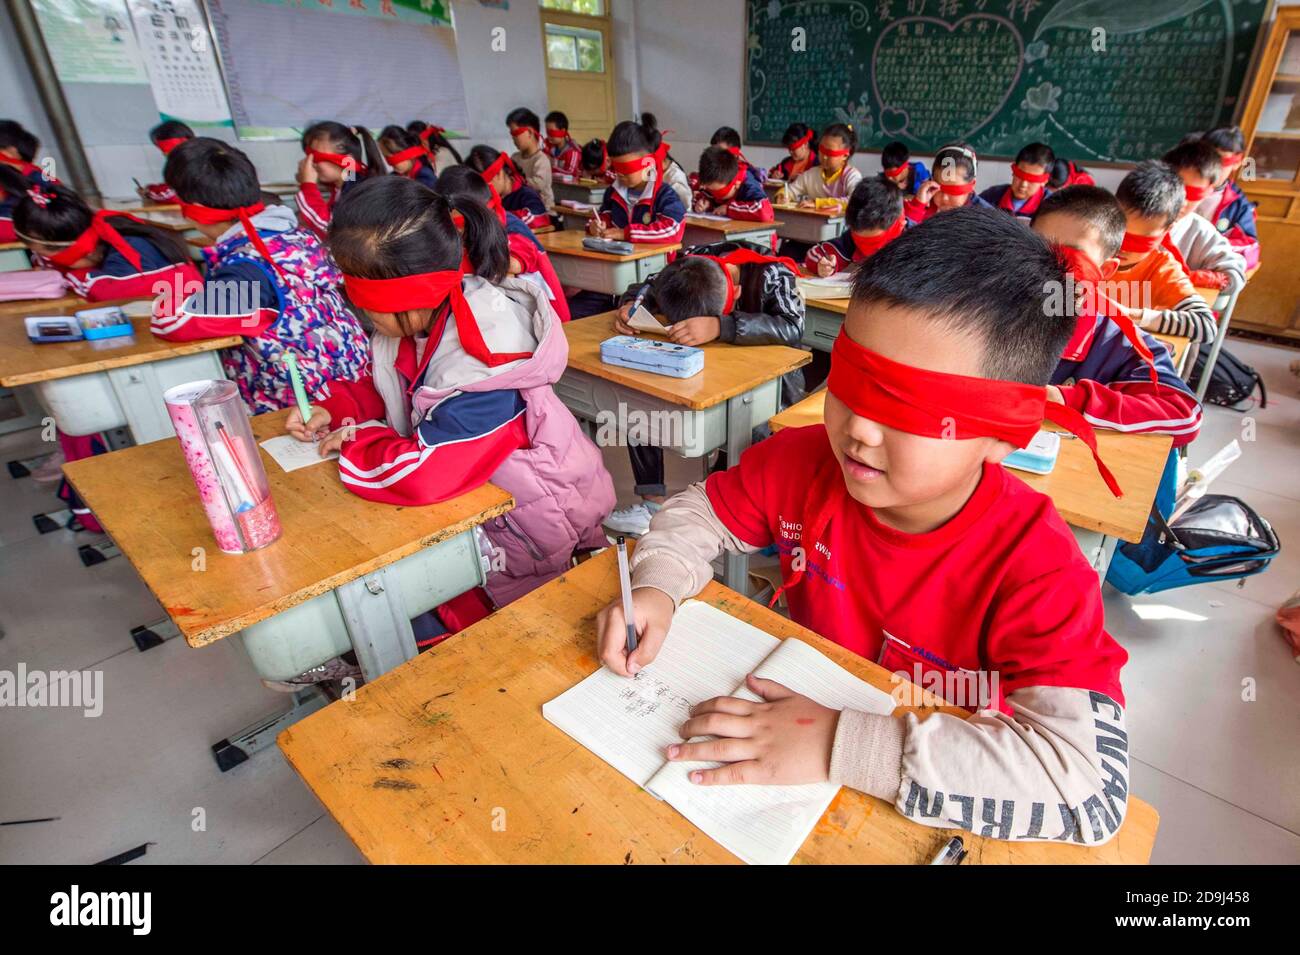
xmin=1182 ymin=181 xmax=1212 ymax=202
xmin=882 ymin=162 xmax=908 ymax=178
xmin=788 ymin=130 xmax=813 ymax=152
xmin=45 ymin=209 xmax=146 ymax=271
xmin=1011 ymin=164 xmax=1050 ymax=185
xmin=342 ymin=269 xmax=532 ymax=369
xmin=937 ymin=179 xmax=977 ymax=196
xmin=828 ymin=332 xmax=1121 ymax=496
xmin=179 ymin=200 xmax=287 ymax=283
xmin=308 ymin=149 xmax=365 ymax=174
xmin=819 ymin=146 xmax=851 ymax=159
xmin=1120 ymin=231 xmax=1162 ymax=254
xmin=707 ymin=164 xmax=747 ymax=201
xmin=850 ymin=214 xmax=905 ymax=259
xmin=386 ymin=144 xmax=430 ymax=169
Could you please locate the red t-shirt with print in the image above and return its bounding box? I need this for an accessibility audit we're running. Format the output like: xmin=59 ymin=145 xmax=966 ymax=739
xmin=704 ymin=424 xmax=1127 ymax=713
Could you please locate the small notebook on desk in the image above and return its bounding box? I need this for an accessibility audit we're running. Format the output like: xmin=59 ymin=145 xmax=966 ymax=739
xmin=542 ymin=601 xmax=896 ymax=865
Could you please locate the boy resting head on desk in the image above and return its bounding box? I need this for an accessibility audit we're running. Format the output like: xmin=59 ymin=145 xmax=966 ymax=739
xmin=598 ymin=206 xmax=1132 ymax=846
xmin=1033 ymin=185 xmax=1202 ymax=448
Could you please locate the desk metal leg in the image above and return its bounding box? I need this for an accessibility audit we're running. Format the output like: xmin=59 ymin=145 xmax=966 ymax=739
xmin=1194 ymin=287 xmax=1240 ymax=403
xmin=212 ymin=687 xmax=331 ymax=772
xmin=129 ymin=615 xmax=181 ymax=652
xmin=722 ymin=390 xmax=758 ymax=594
xmin=335 ymin=566 xmax=420 ymax=682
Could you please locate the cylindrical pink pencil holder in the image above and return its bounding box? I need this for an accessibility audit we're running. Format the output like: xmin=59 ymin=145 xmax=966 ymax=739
xmin=164 ymin=380 xmax=282 ymax=554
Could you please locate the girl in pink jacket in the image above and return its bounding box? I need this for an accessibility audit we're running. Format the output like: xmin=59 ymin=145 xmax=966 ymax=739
xmin=286 ymin=176 xmax=613 ymax=607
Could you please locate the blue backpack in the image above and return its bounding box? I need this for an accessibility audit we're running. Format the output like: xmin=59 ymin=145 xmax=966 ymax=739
xmin=1106 ymin=453 xmax=1280 ymax=594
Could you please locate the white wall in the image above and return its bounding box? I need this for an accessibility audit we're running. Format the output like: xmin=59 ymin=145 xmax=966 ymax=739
xmin=0 ymin=3 xmax=65 ymax=178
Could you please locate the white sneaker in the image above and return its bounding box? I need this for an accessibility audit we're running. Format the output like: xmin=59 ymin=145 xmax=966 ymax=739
xmin=604 ymin=503 xmax=656 ymax=536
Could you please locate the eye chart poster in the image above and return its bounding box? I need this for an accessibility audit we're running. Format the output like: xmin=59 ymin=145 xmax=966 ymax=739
xmin=127 ymin=0 xmax=233 ymax=125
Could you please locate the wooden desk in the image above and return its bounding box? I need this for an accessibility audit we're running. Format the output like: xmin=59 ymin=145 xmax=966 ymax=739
xmin=278 ymin=548 xmax=1158 ymax=864
xmin=552 ymin=177 xmax=606 ymax=206
xmin=558 ymin=312 xmax=809 ymax=592
xmin=769 ymin=391 xmax=1172 ymax=547
xmin=0 ymin=290 xmax=89 ymax=318
xmin=65 ymin=408 xmax=513 ymax=769
xmin=536 ymin=229 xmax=679 ymax=296
xmin=771 ymin=203 xmax=845 ymax=243
xmin=127 ymin=208 xmax=195 ymax=233
xmin=680 ymin=214 xmax=782 ymax=252
xmin=1152 ymin=332 xmax=1192 ymax=378
xmin=0 ymin=304 xmax=236 ymax=443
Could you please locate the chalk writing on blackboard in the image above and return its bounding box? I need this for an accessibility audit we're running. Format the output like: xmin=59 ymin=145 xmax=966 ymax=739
xmin=745 ymin=0 xmax=1266 ymax=163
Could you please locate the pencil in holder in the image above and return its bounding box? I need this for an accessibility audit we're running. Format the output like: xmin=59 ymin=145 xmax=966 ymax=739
xmin=164 ymin=380 xmax=282 ymax=554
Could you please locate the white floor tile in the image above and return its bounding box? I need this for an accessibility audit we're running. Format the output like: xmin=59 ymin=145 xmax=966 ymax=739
xmin=1105 ymin=583 xmax=1300 ymax=834
xmin=1131 ymin=758 xmax=1300 ymax=865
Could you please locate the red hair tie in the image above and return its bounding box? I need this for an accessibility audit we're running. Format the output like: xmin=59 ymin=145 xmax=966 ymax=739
xmin=343 ymin=269 xmax=533 ymax=368
xmin=179 ymin=200 xmax=288 ymax=283
xmin=1011 ymin=164 xmax=1050 ymax=185
xmin=155 ymin=137 xmax=188 ymax=155
xmin=849 ymin=214 xmax=905 ymax=259
xmin=46 ymin=209 xmax=146 ymax=271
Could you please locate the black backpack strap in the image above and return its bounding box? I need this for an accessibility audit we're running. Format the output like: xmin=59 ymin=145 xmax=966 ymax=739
xmin=1151 ymin=503 xmax=1185 ymax=551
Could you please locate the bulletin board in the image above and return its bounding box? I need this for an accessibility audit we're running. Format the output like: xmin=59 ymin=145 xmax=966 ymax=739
xmin=744 ymin=0 xmax=1274 ymax=163
xmin=204 ymin=0 xmax=471 ymax=140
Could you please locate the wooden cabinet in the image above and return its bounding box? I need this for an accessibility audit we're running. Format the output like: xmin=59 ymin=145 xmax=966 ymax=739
xmin=1234 ymin=7 xmax=1300 ymax=339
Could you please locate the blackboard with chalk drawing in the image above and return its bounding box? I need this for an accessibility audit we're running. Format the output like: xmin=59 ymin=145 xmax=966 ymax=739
xmin=744 ymin=0 xmax=1273 ymax=163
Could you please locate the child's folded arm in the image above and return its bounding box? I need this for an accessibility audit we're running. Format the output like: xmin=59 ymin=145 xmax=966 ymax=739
xmin=630 ymin=482 xmax=764 ymax=607
xmin=1137 ymin=295 xmax=1217 ymax=344
xmin=830 ymin=685 xmax=1130 ymax=845
xmin=1057 ymin=379 xmax=1202 ymax=448
xmin=336 ymin=391 xmax=528 ymax=506
xmin=150 ymin=261 xmax=278 ymax=341
xmin=832 ymin=560 xmax=1130 ymax=846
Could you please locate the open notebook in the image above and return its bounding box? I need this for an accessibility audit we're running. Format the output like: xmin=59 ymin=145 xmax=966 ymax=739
xmin=543 ymin=601 xmax=897 ymax=864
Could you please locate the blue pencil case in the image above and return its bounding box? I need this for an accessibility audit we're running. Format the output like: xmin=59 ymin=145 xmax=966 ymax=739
xmin=600 ymin=335 xmax=704 ymax=379
xmin=1003 ymin=430 xmax=1061 ymax=475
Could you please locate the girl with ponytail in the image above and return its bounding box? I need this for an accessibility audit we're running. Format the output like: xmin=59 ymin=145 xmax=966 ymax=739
xmin=406 ymin=120 xmax=463 ymax=170
xmin=296 ymin=120 xmax=385 ymax=240
xmin=286 ymin=175 xmax=613 ymax=609
xmin=14 ymin=180 xmax=200 ymax=302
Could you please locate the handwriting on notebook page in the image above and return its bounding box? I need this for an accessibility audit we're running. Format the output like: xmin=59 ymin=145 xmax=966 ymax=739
xmin=618 ymin=671 xmax=692 ymax=720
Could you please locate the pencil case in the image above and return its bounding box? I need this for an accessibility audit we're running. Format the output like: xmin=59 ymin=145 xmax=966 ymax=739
xmin=583 ymin=237 xmax=635 ymax=255
xmin=76 ymin=306 xmax=134 ymax=341
xmin=164 ymin=379 xmax=282 ymax=554
xmin=600 ymin=335 xmax=704 ymax=379
xmin=1003 ymin=430 xmax=1061 ymax=475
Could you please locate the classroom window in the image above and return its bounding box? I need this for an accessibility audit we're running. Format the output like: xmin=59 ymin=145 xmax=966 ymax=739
xmin=540 ymin=0 xmax=605 ymax=15
xmin=544 ymin=23 xmax=605 ymax=73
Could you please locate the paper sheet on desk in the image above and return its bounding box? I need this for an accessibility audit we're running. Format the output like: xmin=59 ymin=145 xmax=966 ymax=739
xmin=259 ymin=434 xmax=339 ymax=472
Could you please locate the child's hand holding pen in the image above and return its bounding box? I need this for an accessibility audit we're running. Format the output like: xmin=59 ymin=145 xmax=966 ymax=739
xmin=285 ymin=405 xmax=331 ymax=442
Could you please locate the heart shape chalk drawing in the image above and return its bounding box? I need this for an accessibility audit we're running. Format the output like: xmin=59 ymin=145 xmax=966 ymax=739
xmin=880 ymin=107 xmax=909 ymax=137
xmin=872 ymin=15 xmax=1025 ymax=148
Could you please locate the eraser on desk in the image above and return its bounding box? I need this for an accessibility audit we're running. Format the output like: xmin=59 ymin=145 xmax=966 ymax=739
xmin=600 ymin=335 xmax=704 ymax=379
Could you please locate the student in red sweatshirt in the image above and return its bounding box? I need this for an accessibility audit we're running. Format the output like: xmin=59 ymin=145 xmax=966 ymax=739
xmin=139 ymin=120 xmax=194 ymax=203
xmin=906 ymin=143 xmax=994 ymax=223
xmin=598 ymin=206 xmax=1132 ymax=846
xmin=1032 ymin=185 xmax=1202 ymax=447
xmin=467 ymin=145 xmax=553 ymax=231
xmin=0 ymin=119 xmax=52 ymax=242
xmin=295 ymin=121 xmax=385 ymax=240
xmin=692 ymin=145 xmax=774 ymax=222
